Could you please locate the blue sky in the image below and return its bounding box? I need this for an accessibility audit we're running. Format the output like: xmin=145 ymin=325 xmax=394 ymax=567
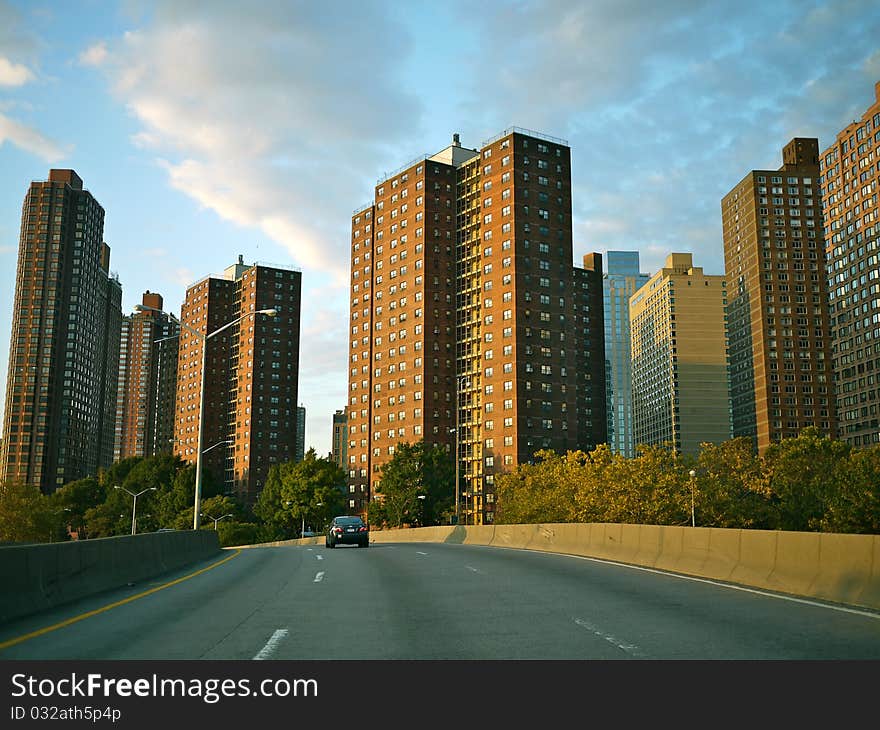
xmin=1 ymin=0 xmax=879 ymax=456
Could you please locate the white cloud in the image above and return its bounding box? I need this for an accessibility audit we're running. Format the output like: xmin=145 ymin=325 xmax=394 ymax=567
xmin=78 ymin=42 xmax=108 ymax=67
xmin=0 ymin=112 xmax=69 ymax=162
xmin=0 ymin=56 xmax=34 ymax=86
xmin=94 ymin=1 xmax=422 ymax=286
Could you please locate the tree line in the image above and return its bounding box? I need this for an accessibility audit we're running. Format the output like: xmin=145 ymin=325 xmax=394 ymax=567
xmin=0 ymin=448 xmax=347 ymax=547
xmin=495 ymin=427 xmax=880 ymax=533
xmin=3 ymin=427 xmax=878 ymax=545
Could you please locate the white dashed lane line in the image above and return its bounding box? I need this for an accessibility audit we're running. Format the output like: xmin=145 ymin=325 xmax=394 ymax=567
xmin=314 ymin=572 xmax=325 ymax=583
xmin=253 ymin=628 xmax=289 ymax=660
xmin=574 ymin=618 xmax=647 ymax=658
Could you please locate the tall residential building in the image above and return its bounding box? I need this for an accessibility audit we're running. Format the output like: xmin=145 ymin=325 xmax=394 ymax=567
xmin=331 ymin=409 xmax=347 ymax=468
xmin=1 ymin=169 xmax=122 ymax=493
xmin=114 ymin=291 xmax=179 ymax=461
xmin=822 ymin=81 xmax=880 ymax=447
xmin=295 ymin=405 xmax=306 ymax=462
xmin=630 ymin=253 xmax=731 ymax=455
xmin=173 ymin=256 xmax=302 ymax=502
xmin=347 ymin=129 xmax=606 ymax=523
xmin=722 ymin=138 xmax=836 ymax=453
xmin=603 ymin=251 xmax=649 ymax=457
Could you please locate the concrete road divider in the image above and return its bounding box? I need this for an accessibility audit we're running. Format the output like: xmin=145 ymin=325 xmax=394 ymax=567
xmin=0 ymin=530 xmax=221 ymax=624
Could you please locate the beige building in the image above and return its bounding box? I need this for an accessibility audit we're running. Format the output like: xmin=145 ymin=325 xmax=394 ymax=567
xmin=630 ymin=253 xmax=731 ymax=455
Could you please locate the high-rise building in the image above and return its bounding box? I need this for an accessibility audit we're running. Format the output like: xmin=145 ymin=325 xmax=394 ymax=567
xmin=295 ymin=405 xmax=305 ymax=462
xmin=630 ymin=253 xmax=731 ymax=455
xmin=602 ymin=251 xmax=649 ymax=457
xmin=173 ymin=256 xmax=302 ymax=502
xmin=114 ymin=291 xmax=179 ymax=461
xmin=822 ymin=81 xmax=880 ymax=447
xmin=722 ymin=138 xmax=836 ymax=452
xmin=347 ymin=129 xmax=607 ymax=523
xmin=1 ymin=169 xmax=122 ymax=493
xmin=331 ymin=409 xmax=347 ymax=469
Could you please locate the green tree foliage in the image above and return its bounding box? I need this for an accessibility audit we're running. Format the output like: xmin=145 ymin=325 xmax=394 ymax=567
xmin=255 ymin=450 xmax=345 ymax=537
xmin=374 ymin=441 xmax=454 ymax=527
xmin=820 ymin=445 xmax=880 ymax=533
xmin=48 ymin=477 xmax=105 ymax=539
xmin=0 ymin=481 xmax=53 ymax=543
xmin=695 ymin=437 xmax=773 ymax=528
xmin=763 ymin=426 xmax=851 ymax=531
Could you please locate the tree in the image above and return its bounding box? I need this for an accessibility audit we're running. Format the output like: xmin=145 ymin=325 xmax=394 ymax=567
xmin=48 ymin=476 xmax=105 ymax=539
xmin=822 ymin=445 xmax=880 ymax=533
xmin=254 ymin=450 xmax=346 ymax=537
xmin=763 ymin=427 xmax=850 ymax=531
xmin=695 ymin=437 xmax=773 ymax=528
xmin=375 ymin=441 xmax=454 ymax=527
xmin=0 ymin=481 xmax=53 ymax=543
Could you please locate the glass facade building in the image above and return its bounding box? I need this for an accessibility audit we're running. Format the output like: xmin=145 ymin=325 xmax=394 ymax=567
xmin=603 ymin=251 xmax=649 ymax=457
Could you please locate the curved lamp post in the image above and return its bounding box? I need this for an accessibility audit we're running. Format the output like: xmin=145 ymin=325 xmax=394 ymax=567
xmin=202 ymin=512 xmax=233 ymax=530
xmin=114 ymin=485 xmax=156 ymax=535
xmin=137 ymin=303 xmax=278 ymax=529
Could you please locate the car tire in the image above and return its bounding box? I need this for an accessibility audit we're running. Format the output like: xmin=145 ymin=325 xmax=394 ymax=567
xmin=359 ymin=540 xmax=369 ymax=548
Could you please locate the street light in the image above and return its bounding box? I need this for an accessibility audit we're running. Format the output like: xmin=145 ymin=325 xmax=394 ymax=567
xmin=114 ymin=485 xmax=157 ymax=535
xmin=137 ymin=303 xmax=278 ymax=530
xmin=688 ymin=469 xmax=696 ymax=527
xmin=202 ymin=512 xmax=233 ymax=530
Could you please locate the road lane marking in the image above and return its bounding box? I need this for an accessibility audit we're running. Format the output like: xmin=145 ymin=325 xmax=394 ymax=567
xmin=574 ymin=618 xmax=647 ymax=658
xmin=314 ymin=571 xmax=325 ymax=582
xmin=465 ymin=565 xmax=480 ymax=573
xmin=316 ymin=555 xmax=323 ymax=560
xmin=0 ymin=549 xmax=243 ymax=652
xmin=416 ymin=551 xmax=428 ymax=556
xmin=253 ymin=629 xmax=289 ymax=660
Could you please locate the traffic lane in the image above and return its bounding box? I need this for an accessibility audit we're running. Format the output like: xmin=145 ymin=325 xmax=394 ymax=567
xmin=273 ymin=541 xmax=656 ymax=659
xmin=405 ymin=543 xmax=880 ymax=659
xmin=0 ymin=547 xmax=315 ymax=660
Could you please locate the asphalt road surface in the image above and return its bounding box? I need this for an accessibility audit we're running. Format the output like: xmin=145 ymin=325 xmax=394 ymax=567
xmin=2 ymin=542 xmax=879 ymax=660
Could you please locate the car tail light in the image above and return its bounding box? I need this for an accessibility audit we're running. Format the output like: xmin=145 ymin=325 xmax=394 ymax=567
xmin=359 ymin=526 xmax=368 ymax=532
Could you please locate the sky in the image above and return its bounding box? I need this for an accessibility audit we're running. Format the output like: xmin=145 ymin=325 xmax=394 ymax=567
xmin=1 ymin=0 xmax=879 ymax=457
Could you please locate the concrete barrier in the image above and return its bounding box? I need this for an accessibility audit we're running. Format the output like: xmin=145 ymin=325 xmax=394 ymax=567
xmin=0 ymin=530 xmax=221 ymax=624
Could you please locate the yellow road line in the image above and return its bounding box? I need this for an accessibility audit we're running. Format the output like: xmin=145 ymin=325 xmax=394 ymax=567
xmin=0 ymin=549 xmax=242 ymax=652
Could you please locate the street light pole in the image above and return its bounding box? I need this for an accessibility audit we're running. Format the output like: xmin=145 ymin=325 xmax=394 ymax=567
xmin=688 ymin=469 xmax=696 ymax=527
xmin=203 ymin=513 xmax=232 ymax=530
xmin=114 ymin=485 xmax=156 ymax=535
xmin=137 ymin=303 xmax=277 ymax=530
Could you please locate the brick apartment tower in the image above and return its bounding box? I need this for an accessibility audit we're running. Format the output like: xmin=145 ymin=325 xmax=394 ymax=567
xmin=1 ymin=169 xmax=122 ymax=493
xmin=722 ymin=138 xmax=836 ymax=452
xmin=114 ymin=290 xmax=180 ymax=461
xmin=173 ymin=256 xmax=302 ymax=502
xmin=822 ymin=81 xmax=880 ymax=447
xmin=630 ymin=253 xmax=731 ymax=456
xmin=347 ymin=129 xmax=606 ymax=523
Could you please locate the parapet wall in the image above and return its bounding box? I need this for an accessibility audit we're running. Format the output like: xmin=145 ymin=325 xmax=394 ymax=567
xmin=0 ymin=530 xmax=222 ymax=624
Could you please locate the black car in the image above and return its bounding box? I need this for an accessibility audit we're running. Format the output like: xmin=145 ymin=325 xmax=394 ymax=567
xmin=325 ymin=516 xmax=369 ymax=548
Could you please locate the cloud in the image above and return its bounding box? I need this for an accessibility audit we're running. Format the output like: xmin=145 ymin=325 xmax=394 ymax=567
xmin=0 ymin=56 xmax=34 ymax=86
xmin=78 ymin=42 xmax=108 ymax=67
xmin=94 ymin=1 xmax=423 ymax=285
xmin=0 ymin=112 xmax=69 ymax=161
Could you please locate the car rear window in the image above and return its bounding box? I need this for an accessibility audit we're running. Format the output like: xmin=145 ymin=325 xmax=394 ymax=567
xmin=335 ymin=517 xmax=364 ymax=526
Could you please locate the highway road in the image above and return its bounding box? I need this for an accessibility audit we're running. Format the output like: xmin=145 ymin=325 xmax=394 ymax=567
xmin=1 ymin=542 xmax=879 ymax=660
